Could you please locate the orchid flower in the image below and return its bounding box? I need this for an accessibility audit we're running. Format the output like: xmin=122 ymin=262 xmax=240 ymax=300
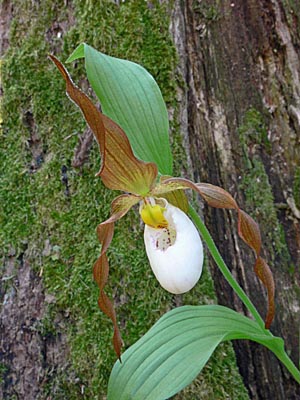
xmin=50 ymin=55 xmax=275 ymax=360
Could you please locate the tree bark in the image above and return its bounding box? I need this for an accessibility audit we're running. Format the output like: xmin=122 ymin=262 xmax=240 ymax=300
xmin=171 ymin=0 xmax=300 ymax=398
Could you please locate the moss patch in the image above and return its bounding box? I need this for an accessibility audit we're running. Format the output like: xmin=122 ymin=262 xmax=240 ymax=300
xmin=293 ymin=166 xmax=300 ymax=209
xmin=1 ymin=0 xmax=248 ymax=398
xmin=193 ymin=1 xmax=221 ymax=23
xmin=238 ymin=108 xmax=290 ymax=262
xmin=238 ymin=107 xmax=271 ymax=157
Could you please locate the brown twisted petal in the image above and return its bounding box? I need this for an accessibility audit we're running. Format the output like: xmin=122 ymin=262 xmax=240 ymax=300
xmin=154 ymin=178 xmax=238 ymax=210
xmin=110 ymin=193 xmax=141 ymax=219
xmin=93 ymin=250 xmax=123 ymax=359
xmin=196 ymin=183 xmax=238 ymax=209
xmin=152 ymin=177 xmax=196 ymax=195
xmin=157 ymin=176 xmax=275 ymax=328
xmin=237 ymin=209 xmax=262 ymax=255
xmin=93 ymin=194 xmax=140 ymax=359
xmin=154 ymin=176 xmax=189 ymax=213
xmin=254 ymin=257 xmax=275 ymax=329
xmin=49 ymin=55 xmax=158 ymax=196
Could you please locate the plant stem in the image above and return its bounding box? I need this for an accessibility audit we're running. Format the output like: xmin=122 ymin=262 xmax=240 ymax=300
xmin=189 ymin=204 xmax=300 ymax=383
xmin=188 ymin=204 xmax=265 ymax=329
xmin=271 ymin=346 xmax=300 ymax=383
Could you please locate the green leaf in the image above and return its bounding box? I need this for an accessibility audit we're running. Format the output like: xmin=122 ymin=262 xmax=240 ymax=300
xmin=66 ymin=43 xmax=85 ymax=61
xmin=107 ymin=305 xmax=284 ymax=400
xmin=49 ymin=55 xmax=158 ymax=196
xmin=67 ymin=43 xmax=173 ymax=175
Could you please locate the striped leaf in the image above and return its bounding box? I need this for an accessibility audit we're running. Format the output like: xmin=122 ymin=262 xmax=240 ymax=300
xmin=67 ymin=43 xmax=173 ymax=175
xmin=107 ymin=305 xmax=283 ymax=400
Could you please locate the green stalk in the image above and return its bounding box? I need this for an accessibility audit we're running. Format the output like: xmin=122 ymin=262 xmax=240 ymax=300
xmin=271 ymin=346 xmax=300 ymax=383
xmin=188 ymin=204 xmax=265 ymax=329
xmin=188 ymin=204 xmax=300 ymax=383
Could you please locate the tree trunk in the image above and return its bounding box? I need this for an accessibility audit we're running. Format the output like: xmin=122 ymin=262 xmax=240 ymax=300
xmin=171 ymin=0 xmax=300 ymax=398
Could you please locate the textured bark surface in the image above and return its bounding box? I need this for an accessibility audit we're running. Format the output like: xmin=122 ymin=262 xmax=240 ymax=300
xmin=0 ymin=251 xmax=70 ymax=400
xmin=171 ymin=0 xmax=300 ymax=398
xmin=0 ymin=2 xmax=71 ymax=398
xmin=0 ymin=0 xmax=12 ymax=54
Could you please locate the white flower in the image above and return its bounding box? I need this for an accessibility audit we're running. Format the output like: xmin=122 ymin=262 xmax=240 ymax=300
xmin=143 ymin=201 xmax=203 ymax=294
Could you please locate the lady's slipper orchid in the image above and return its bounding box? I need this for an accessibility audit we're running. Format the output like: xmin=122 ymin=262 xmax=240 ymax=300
xmin=50 ymin=55 xmax=275 ymax=360
xmin=141 ymin=199 xmax=203 ymax=294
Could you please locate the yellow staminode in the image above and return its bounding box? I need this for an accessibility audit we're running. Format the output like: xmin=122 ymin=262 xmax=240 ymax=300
xmin=140 ymin=203 xmax=168 ymax=229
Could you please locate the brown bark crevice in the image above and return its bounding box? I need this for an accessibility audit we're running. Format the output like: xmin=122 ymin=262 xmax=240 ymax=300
xmin=171 ymin=0 xmax=300 ymax=398
xmin=0 ymin=250 xmax=70 ymax=400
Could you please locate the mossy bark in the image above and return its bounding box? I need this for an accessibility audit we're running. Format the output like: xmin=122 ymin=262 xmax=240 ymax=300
xmin=171 ymin=0 xmax=300 ymax=398
xmin=2 ymin=0 xmax=299 ymax=398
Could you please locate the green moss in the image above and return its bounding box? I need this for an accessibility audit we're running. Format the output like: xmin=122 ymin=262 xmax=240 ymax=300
xmin=240 ymin=159 xmax=279 ymax=250
xmin=238 ymin=109 xmax=290 ymax=262
xmin=2 ymin=0 xmax=248 ymax=398
xmin=281 ymin=0 xmax=300 ymax=36
xmin=66 ymin=0 xmax=177 ymax=104
xmin=170 ymin=111 xmax=189 ymax=176
xmin=293 ymin=166 xmax=300 ymax=209
xmin=293 ymin=283 xmax=300 ymax=299
xmin=0 ymin=363 xmax=8 ymax=385
xmin=240 ymin=160 xmax=290 ymax=264
xmin=238 ymin=107 xmax=271 ymax=156
xmin=193 ymin=0 xmax=221 ymax=22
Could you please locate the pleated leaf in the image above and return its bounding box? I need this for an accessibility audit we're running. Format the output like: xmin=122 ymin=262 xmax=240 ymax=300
xmin=67 ymin=43 xmax=173 ymax=175
xmin=108 ymin=305 xmax=283 ymax=400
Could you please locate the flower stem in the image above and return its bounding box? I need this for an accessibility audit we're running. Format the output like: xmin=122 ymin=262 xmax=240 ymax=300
xmin=188 ymin=204 xmax=265 ymax=328
xmin=271 ymin=346 xmax=300 ymax=383
xmin=188 ymin=204 xmax=300 ymax=383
